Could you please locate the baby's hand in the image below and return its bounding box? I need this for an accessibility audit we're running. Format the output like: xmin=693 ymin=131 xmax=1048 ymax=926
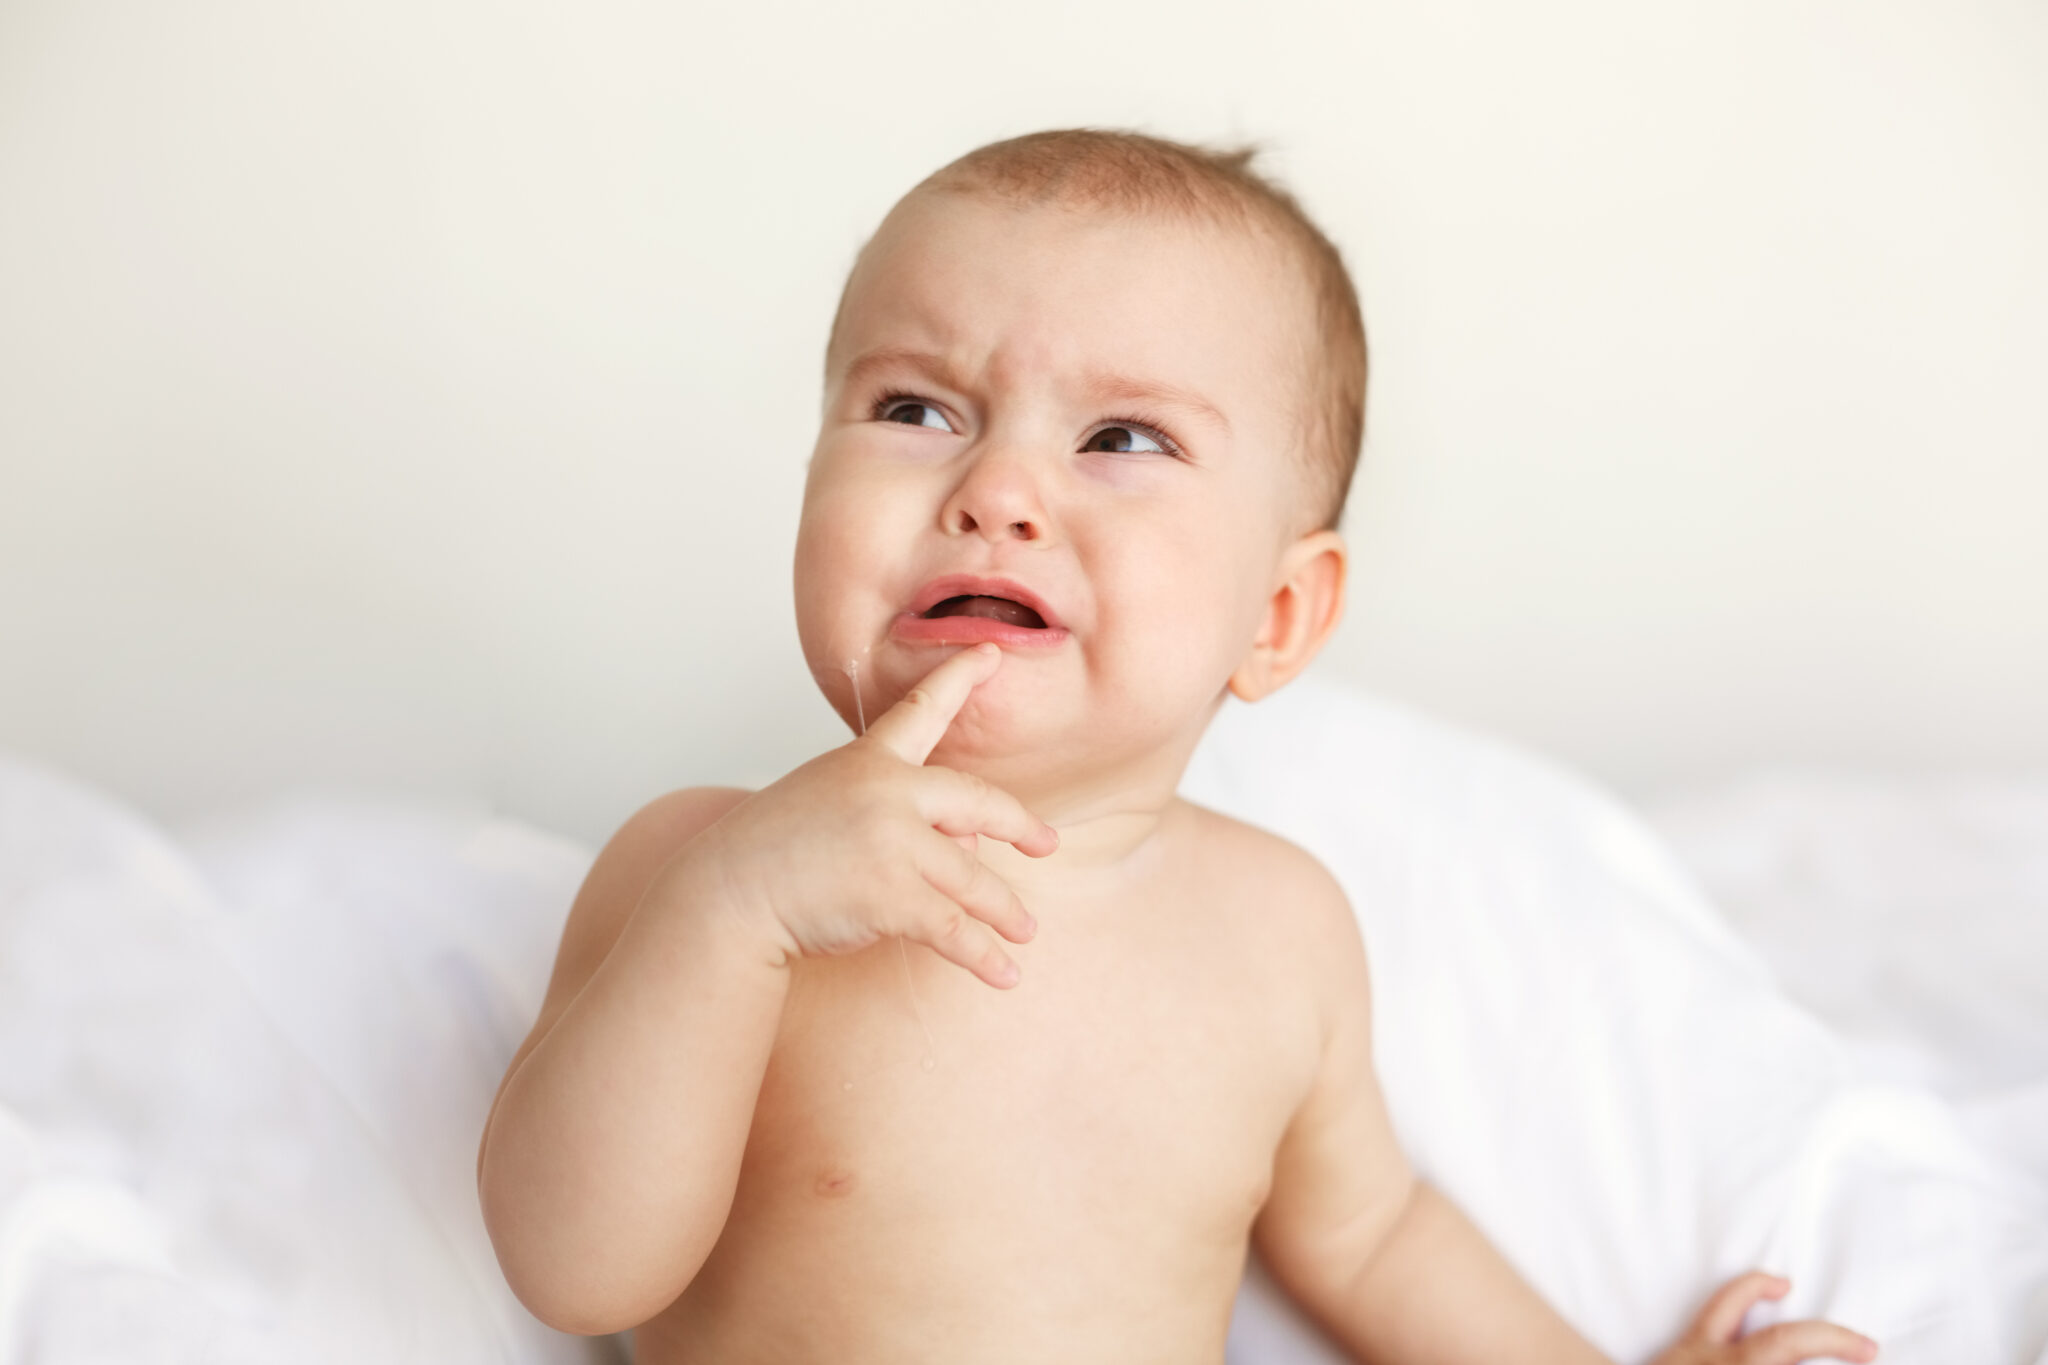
xmin=1652 ymin=1272 xmax=1879 ymax=1365
xmin=686 ymin=642 xmax=1056 ymax=988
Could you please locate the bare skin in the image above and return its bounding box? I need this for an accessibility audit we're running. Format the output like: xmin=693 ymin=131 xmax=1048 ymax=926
xmin=478 ymin=655 xmax=1877 ymax=1365
xmin=477 ymin=189 xmax=1881 ymax=1364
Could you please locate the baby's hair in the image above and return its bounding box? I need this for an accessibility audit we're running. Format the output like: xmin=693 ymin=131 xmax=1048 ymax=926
xmin=828 ymin=127 xmax=1369 ymax=535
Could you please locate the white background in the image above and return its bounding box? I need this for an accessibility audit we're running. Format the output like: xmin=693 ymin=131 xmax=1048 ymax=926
xmin=2 ymin=0 xmax=2042 ymax=847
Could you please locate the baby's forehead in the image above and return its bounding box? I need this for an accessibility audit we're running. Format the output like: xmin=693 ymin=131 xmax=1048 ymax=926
xmin=832 ymin=191 xmax=1314 ymax=405
xmin=873 ymin=187 xmax=1296 ymax=300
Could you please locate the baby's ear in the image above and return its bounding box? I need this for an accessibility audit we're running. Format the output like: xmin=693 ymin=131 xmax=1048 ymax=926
xmin=1228 ymin=530 xmax=1347 ymax=703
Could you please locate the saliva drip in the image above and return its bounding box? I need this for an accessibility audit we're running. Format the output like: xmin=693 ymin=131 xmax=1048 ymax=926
xmin=841 ymin=656 xmax=867 ymax=735
xmin=826 ymin=638 xmax=874 ymax=737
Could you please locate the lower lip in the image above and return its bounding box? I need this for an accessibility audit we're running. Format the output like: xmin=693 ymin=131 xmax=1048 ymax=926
xmin=890 ymin=612 xmax=1071 ymax=648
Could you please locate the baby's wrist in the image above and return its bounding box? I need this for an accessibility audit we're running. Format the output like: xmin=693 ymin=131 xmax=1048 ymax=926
xmin=648 ymin=836 xmax=797 ymax=974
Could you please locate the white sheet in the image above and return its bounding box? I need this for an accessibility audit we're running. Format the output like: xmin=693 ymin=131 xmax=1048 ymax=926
xmin=1641 ymin=774 xmax=2048 ymax=1190
xmin=0 ymin=758 xmax=621 ymax=1364
xmin=1 ymin=675 xmax=2044 ymax=1363
xmin=1187 ymin=682 xmax=2048 ymax=1364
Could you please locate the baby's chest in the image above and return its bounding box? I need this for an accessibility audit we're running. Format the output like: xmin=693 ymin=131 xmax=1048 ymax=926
xmin=742 ymin=936 xmax=1315 ymax=1241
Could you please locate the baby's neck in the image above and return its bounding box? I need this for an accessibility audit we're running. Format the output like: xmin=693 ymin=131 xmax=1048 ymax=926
xmin=978 ymin=800 xmax=1180 ymax=908
xmin=947 ymin=687 xmax=1227 ymax=904
xmin=970 ymin=757 xmax=1192 ymax=904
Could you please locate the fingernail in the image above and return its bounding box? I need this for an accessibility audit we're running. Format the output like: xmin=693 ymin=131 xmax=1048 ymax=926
xmin=976 ymin=642 xmax=998 ymax=655
xmin=998 ymin=959 xmax=1020 ymax=985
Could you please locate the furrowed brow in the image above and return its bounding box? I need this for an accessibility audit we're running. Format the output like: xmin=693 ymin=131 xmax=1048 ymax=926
xmin=838 ymin=346 xmax=1232 ymax=437
xmin=839 ymin=347 xmax=968 ymax=397
xmin=1083 ymin=369 xmax=1232 ymax=436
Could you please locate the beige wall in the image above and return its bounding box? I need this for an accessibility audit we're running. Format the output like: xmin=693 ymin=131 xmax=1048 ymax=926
xmin=2 ymin=0 xmax=2042 ymax=846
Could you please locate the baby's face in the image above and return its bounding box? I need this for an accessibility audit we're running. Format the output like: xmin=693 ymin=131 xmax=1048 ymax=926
xmin=795 ymin=192 xmax=1313 ymax=789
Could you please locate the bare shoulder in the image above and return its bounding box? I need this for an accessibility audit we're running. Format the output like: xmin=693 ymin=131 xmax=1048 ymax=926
xmin=540 ymin=785 xmax=754 ymax=1011
xmin=1175 ymin=800 xmax=1358 ymax=940
xmin=1173 ymin=799 xmax=1372 ymax=1019
xmin=586 ymin=785 xmax=756 ymax=898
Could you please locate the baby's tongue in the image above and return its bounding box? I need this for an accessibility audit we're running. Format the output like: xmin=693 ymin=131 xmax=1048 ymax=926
xmin=931 ymin=595 xmax=1040 ymax=627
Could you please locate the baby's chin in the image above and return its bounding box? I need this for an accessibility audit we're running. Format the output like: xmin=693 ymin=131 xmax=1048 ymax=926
xmin=921 ymin=691 xmax=1032 ymax=755
xmin=923 ymin=736 xmax=1069 ymax=807
xmin=927 ymin=723 xmax=1021 ymax=761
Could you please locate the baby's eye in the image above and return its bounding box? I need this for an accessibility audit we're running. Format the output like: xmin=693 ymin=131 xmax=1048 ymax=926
xmin=876 ymin=396 xmax=956 ymax=433
xmin=1083 ymin=423 xmax=1179 ymax=458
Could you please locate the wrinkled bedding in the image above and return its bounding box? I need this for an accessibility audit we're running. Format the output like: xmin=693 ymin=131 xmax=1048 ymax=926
xmin=1186 ymin=683 xmax=2048 ymax=1364
xmin=1 ymin=676 xmax=2043 ymax=1363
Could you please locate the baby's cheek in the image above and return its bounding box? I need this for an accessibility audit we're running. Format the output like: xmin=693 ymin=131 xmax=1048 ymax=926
xmin=795 ymin=505 xmax=907 ymax=664
xmin=795 ymin=488 xmax=884 ymax=587
xmin=1105 ymin=575 xmax=1241 ymax=681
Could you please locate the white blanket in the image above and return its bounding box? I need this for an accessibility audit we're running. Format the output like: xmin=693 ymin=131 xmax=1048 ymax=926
xmin=1187 ymin=682 xmax=2048 ymax=1364
xmin=0 ymin=761 xmax=618 ymax=1364
xmin=1 ymin=676 xmax=2044 ymax=1363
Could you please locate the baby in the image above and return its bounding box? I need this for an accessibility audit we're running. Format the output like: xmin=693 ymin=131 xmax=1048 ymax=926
xmin=477 ymin=129 xmax=1880 ymax=1364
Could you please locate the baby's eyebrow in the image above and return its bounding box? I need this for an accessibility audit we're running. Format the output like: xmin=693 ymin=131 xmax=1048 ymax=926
xmin=840 ymin=346 xmax=1231 ymax=436
xmin=1086 ymin=371 xmax=1232 ymax=436
xmin=841 ymin=346 xmax=968 ymax=399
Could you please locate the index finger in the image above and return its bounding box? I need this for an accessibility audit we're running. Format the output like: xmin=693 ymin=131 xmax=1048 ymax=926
xmin=862 ymin=643 xmax=1003 ymax=765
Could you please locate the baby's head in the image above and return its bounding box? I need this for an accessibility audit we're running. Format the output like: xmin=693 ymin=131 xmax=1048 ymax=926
xmin=794 ymin=128 xmax=1367 ymax=805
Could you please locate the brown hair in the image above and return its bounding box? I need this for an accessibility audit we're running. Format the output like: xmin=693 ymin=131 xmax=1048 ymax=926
xmin=826 ymin=127 xmax=1369 ymax=534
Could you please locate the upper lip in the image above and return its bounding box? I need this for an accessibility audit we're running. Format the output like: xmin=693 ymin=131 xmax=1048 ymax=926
xmin=907 ymin=574 xmax=1064 ymax=630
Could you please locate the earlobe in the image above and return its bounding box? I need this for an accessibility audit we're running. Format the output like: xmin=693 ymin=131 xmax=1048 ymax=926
xmin=1226 ymin=658 xmax=1268 ymax=703
xmin=1227 ymin=530 xmax=1348 ymax=704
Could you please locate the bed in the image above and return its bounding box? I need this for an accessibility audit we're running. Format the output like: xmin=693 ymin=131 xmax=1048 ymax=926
xmin=2 ymin=676 xmax=2043 ymax=1364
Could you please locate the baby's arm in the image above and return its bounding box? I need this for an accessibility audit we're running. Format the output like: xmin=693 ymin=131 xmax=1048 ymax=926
xmin=475 ymin=784 xmax=793 ymax=1333
xmin=1254 ymin=867 xmax=1880 ymax=1365
xmin=1250 ymin=859 xmax=1608 ymax=1362
xmin=476 ymin=644 xmax=1053 ymax=1335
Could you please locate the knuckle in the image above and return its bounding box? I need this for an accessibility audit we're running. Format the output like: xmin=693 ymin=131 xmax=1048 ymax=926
xmin=892 ymin=901 xmax=928 ymax=939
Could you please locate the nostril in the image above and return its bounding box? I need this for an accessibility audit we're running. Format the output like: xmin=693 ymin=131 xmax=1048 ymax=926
xmin=1010 ymin=521 xmax=1032 ymax=538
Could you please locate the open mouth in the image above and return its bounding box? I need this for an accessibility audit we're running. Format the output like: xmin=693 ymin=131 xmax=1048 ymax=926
xmin=895 ymin=574 xmax=1066 ymax=647
xmin=920 ymin=595 xmax=1048 ymax=630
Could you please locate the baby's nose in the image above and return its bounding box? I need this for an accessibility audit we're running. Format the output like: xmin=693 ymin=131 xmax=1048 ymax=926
xmin=952 ymin=507 xmax=1041 ymax=541
xmin=940 ymin=452 xmax=1051 ymax=543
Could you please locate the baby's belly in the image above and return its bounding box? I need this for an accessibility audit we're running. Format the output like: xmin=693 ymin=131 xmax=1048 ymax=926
xmin=633 ymin=939 xmax=1304 ymax=1364
xmin=638 ymin=1194 xmax=1253 ymax=1364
